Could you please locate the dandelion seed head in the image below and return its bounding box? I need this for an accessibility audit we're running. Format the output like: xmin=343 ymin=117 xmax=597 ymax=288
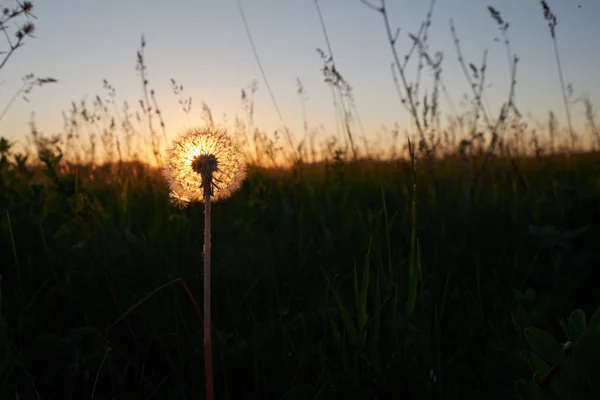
xmin=191 ymin=154 xmax=218 ymax=176
xmin=169 ymin=190 xmax=190 ymax=209
xmin=163 ymin=127 xmax=246 ymax=206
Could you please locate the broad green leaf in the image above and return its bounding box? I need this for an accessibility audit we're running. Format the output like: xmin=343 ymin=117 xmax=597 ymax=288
xmin=515 ymin=380 xmax=552 ymax=400
xmin=516 ymin=305 xmax=530 ymax=332
xmin=529 ymin=351 xmax=551 ymax=376
xmin=331 ymin=288 xmax=358 ymax=345
xmin=525 ymin=287 xmax=536 ymax=303
xmin=525 ymin=327 xmax=568 ymax=369
xmin=555 ymin=361 xmax=578 ymax=393
xmin=514 ymin=289 xmax=524 ymax=302
xmin=329 ymin=321 xmax=350 ymax=371
xmin=568 ymin=309 xmax=587 ymax=342
xmin=572 ymin=330 xmax=600 ymax=378
xmin=587 ymin=307 xmax=600 ymax=331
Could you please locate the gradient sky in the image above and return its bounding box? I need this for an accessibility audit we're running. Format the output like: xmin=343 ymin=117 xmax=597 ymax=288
xmin=1 ymin=0 xmax=599 ymax=150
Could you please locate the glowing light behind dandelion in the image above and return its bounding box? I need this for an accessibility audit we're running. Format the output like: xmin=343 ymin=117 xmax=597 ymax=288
xmin=163 ymin=127 xmax=246 ymax=206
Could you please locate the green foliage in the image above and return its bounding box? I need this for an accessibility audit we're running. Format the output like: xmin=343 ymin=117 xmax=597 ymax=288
xmin=515 ymin=308 xmax=600 ymax=400
xmin=1 ymin=137 xmax=599 ymax=399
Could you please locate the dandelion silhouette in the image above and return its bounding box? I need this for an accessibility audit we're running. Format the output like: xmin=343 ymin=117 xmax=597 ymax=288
xmin=164 ymin=127 xmax=246 ymax=207
xmin=164 ymin=127 xmax=246 ymax=400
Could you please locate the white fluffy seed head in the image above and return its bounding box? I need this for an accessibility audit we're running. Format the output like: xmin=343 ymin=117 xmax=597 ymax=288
xmin=163 ymin=127 xmax=246 ymax=206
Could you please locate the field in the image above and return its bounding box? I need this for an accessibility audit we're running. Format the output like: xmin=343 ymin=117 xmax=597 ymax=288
xmin=1 ymin=1 xmax=600 ymax=399
xmin=2 ymin=143 xmax=599 ymax=399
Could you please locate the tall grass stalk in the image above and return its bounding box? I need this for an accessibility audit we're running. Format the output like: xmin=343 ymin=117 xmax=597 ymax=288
xmin=540 ymin=1 xmax=576 ymax=148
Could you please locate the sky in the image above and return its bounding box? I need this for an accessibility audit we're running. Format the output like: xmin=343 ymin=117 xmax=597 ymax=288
xmin=0 ymin=0 xmax=599 ymax=154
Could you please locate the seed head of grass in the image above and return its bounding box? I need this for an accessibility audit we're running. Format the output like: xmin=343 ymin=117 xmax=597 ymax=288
xmin=163 ymin=127 xmax=246 ymax=207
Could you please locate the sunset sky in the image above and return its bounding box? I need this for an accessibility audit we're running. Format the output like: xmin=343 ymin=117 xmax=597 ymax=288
xmin=0 ymin=0 xmax=599 ymax=152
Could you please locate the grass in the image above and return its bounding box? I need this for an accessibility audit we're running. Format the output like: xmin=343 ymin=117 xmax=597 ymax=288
xmin=1 ymin=0 xmax=599 ymax=398
xmin=1 ymin=149 xmax=598 ymax=399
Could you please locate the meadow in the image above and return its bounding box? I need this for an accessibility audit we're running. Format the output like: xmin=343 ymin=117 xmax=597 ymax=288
xmin=1 ymin=1 xmax=600 ymax=399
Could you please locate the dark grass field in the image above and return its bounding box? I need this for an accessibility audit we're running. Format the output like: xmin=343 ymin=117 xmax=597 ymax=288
xmin=1 ymin=146 xmax=599 ymax=399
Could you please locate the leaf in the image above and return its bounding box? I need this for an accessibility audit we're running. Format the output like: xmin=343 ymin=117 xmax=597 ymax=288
xmin=371 ymin=267 xmax=381 ymax=357
xmin=515 ymin=380 xmax=553 ymax=400
xmin=529 ymin=351 xmax=551 ymax=376
xmin=329 ymin=321 xmax=350 ymax=371
xmin=588 ymin=307 xmax=600 ymax=331
xmin=331 ymin=288 xmax=358 ymax=345
xmin=525 ymin=287 xmax=536 ymax=302
xmin=525 ymin=327 xmax=568 ymax=369
xmin=572 ymin=330 xmax=600 ymax=378
xmin=406 ymin=238 xmax=420 ymax=317
xmin=516 ymin=305 xmax=530 ymax=333
xmin=355 ymin=244 xmax=371 ymax=336
xmin=567 ymin=309 xmax=587 ymax=342
xmin=514 ymin=289 xmax=525 ymax=303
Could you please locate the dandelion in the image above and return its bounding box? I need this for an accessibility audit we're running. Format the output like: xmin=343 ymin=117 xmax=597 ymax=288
xmin=163 ymin=127 xmax=246 ymax=205
xmin=163 ymin=127 xmax=246 ymax=400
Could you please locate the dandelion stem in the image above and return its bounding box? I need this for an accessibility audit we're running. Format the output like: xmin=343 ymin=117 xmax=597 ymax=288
xmin=203 ymin=186 xmax=214 ymax=400
xmin=164 ymin=127 xmax=246 ymax=397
